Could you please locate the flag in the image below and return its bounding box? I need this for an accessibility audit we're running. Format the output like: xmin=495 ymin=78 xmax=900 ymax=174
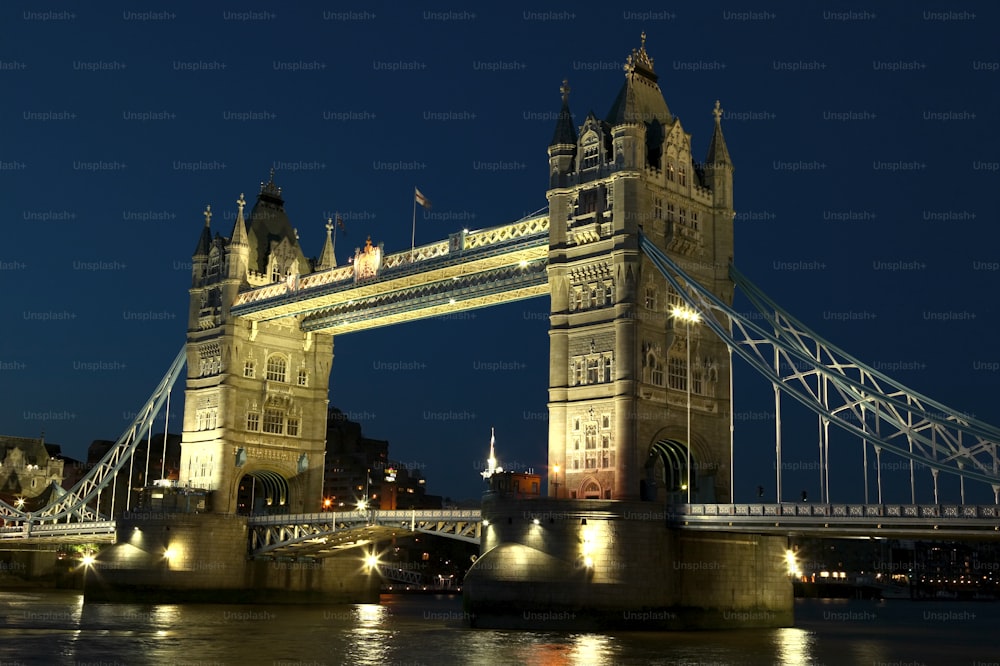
xmin=414 ymin=187 xmax=431 ymax=209
xmin=336 ymin=214 xmax=346 ymax=235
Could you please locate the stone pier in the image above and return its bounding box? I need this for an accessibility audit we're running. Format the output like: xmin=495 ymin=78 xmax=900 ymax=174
xmin=463 ymin=495 xmax=793 ymax=630
xmin=84 ymin=513 xmax=379 ymax=604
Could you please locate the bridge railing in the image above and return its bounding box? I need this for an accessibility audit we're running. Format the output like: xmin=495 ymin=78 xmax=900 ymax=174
xmin=0 ymin=520 xmax=116 ymax=539
xmin=675 ymin=504 xmax=1000 ymax=519
xmin=246 ymin=509 xmax=482 ymax=527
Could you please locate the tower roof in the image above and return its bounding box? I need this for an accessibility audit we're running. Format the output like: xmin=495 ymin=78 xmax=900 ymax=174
xmin=246 ymin=169 xmax=309 ymax=274
xmin=549 ymin=80 xmax=578 ymax=147
xmin=605 ymin=33 xmax=672 ymax=127
xmin=705 ymin=100 xmax=733 ymax=167
xmin=315 ymin=217 xmax=337 ymax=270
xmin=192 ymin=205 xmax=213 ymax=258
xmin=229 ymin=193 xmax=250 ymax=247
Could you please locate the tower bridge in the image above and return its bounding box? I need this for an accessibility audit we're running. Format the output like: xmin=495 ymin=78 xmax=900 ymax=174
xmin=1 ymin=35 xmax=999 ymax=626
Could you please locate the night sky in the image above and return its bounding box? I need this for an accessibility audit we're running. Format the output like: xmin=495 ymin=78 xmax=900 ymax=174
xmin=2 ymin=3 xmax=997 ymax=504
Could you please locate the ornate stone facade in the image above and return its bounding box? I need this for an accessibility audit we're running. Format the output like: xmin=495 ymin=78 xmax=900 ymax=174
xmin=181 ymin=176 xmax=333 ymax=514
xmin=546 ymin=36 xmax=735 ymax=502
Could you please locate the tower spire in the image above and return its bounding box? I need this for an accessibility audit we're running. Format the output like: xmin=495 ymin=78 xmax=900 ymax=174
xmin=193 ymin=204 xmax=213 ymax=257
xmin=705 ymin=100 xmax=733 ymax=167
xmin=549 ymin=79 xmax=577 ymax=148
xmin=229 ymin=193 xmax=249 ymax=247
xmin=316 ymin=216 xmax=337 ymax=270
xmin=481 ymin=427 xmax=503 ymax=479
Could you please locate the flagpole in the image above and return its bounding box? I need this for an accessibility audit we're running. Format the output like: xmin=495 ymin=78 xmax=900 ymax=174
xmin=410 ymin=189 xmax=417 ymax=262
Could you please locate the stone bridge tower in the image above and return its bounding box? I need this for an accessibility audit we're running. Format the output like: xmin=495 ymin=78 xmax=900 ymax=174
xmin=181 ymin=174 xmax=335 ymax=514
xmin=546 ymin=35 xmax=736 ymax=503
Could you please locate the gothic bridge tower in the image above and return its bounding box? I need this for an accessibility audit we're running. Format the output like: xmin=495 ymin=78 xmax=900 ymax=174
xmin=546 ymin=35 xmax=735 ymax=503
xmin=181 ymin=173 xmax=336 ymax=514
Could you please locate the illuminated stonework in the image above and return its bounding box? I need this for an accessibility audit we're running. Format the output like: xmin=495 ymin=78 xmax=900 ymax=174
xmin=182 ymin=180 xmax=333 ymax=514
xmin=546 ymin=36 xmax=735 ymax=502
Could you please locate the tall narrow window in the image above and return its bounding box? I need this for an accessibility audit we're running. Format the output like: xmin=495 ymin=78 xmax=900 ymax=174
xmin=297 ymin=369 xmax=308 ymax=386
xmin=246 ymin=412 xmax=260 ymax=431
xmin=244 ymin=360 xmax=255 ymax=378
xmin=263 ymin=408 xmax=284 ymax=434
xmin=266 ymin=355 xmax=287 ymax=382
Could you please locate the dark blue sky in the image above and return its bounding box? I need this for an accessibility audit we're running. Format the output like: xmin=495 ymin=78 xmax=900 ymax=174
xmin=2 ymin=3 xmax=997 ymax=503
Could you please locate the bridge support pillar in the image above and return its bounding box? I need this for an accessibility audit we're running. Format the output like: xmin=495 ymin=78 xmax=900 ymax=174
xmin=83 ymin=513 xmax=379 ymax=604
xmin=464 ymin=495 xmax=793 ymax=630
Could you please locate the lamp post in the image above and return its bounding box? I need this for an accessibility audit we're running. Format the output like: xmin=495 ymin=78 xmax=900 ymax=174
xmin=552 ymin=464 xmax=560 ymax=498
xmin=672 ymin=306 xmax=701 ymax=504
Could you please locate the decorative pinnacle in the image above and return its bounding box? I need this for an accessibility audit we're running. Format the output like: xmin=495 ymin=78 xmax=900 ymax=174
xmin=326 ymin=217 xmax=334 ymax=234
xmin=203 ymin=204 xmax=212 ymax=227
xmin=641 ymin=31 xmax=646 ymax=49
xmin=237 ymin=193 xmax=246 ymax=213
xmin=713 ymin=100 xmax=724 ymax=123
xmin=560 ymin=79 xmax=570 ymax=103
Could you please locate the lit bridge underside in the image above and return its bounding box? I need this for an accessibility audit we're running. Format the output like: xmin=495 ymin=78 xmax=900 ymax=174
xmin=673 ymin=503 xmax=1000 ymax=539
xmin=231 ymin=215 xmax=550 ymax=335
xmin=248 ymin=509 xmax=483 ymax=558
xmin=0 ymin=521 xmax=117 ymax=550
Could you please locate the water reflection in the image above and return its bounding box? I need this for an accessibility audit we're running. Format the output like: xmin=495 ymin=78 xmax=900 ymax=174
xmin=774 ymin=626 xmax=814 ymax=665
xmin=347 ymin=603 xmax=393 ymax=665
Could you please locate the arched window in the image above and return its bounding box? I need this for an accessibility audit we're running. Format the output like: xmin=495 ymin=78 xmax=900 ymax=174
xmin=266 ymin=355 xmax=287 ymax=382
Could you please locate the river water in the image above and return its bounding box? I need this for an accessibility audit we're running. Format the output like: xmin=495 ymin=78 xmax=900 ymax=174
xmin=0 ymin=591 xmax=995 ymax=665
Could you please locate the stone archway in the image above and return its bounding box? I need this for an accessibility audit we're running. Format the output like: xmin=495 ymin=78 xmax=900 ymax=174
xmin=236 ymin=469 xmax=290 ymax=516
xmin=643 ymin=439 xmax=693 ymax=504
xmin=581 ymin=478 xmax=602 ymax=499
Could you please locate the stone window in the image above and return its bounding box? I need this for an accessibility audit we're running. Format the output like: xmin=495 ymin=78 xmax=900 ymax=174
xmin=585 ymin=425 xmax=597 ymax=449
xmin=287 ymin=417 xmax=300 ymax=437
xmin=653 ymin=196 xmax=662 ymax=220
xmin=644 ymin=285 xmax=657 ymax=310
xmin=691 ymin=211 xmax=699 ymax=231
xmin=246 ymin=412 xmax=260 ymax=431
xmin=603 ymin=281 xmax=613 ymax=304
xmin=297 ymin=369 xmax=308 ymax=386
xmin=602 ymin=414 xmax=611 ymax=429
xmin=668 ymin=356 xmax=687 ymax=391
xmin=244 ymin=360 xmax=255 ymax=378
xmin=587 ymin=357 xmax=599 ymax=384
xmin=263 ymin=408 xmax=284 ymax=434
xmin=266 ymin=355 xmax=287 ymax=382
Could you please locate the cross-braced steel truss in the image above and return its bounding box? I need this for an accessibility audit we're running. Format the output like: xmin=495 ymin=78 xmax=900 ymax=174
xmin=0 ymin=347 xmax=187 ymax=526
xmin=640 ymin=232 xmax=1000 ymax=504
xmin=248 ymin=510 xmax=484 ymax=558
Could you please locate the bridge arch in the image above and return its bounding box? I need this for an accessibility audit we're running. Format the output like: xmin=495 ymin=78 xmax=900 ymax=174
xmin=236 ymin=469 xmax=290 ymax=516
xmin=642 ymin=428 xmax=715 ymax=504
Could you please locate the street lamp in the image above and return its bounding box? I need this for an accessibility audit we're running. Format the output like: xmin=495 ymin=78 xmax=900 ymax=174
xmin=672 ymin=306 xmax=701 ymax=504
xmin=552 ymin=464 xmax=560 ymax=498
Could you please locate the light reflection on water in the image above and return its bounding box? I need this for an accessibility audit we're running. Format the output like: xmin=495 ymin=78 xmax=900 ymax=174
xmin=1 ymin=593 xmax=998 ymax=665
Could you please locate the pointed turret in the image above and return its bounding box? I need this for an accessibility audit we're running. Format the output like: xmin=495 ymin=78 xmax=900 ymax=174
xmin=704 ymin=100 xmax=734 ymax=210
xmin=246 ymin=169 xmax=311 ymax=279
xmin=605 ymin=32 xmax=671 ymax=128
xmin=548 ymin=80 xmax=578 ymax=189
xmin=480 ymin=427 xmax=503 ymax=479
xmin=549 ymin=79 xmax=577 ymax=148
xmin=193 ymin=205 xmax=212 ymax=258
xmin=229 ymin=193 xmax=249 ymax=248
xmin=315 ymin=217 xmax=337 ymax=270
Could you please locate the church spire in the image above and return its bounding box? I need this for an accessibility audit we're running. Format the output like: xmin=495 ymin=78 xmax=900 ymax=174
xmin=229 ymin=193 xmax=249 ymax=247
xmin=315 ymin=217 xmax=337 ymax=270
